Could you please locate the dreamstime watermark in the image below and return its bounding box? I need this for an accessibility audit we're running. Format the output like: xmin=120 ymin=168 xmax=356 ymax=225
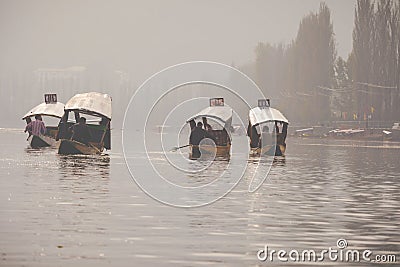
xmin=122 ymin=61 xmax=276 ymax=207
xmin=257 ymin=238 xmax=397 ymax=263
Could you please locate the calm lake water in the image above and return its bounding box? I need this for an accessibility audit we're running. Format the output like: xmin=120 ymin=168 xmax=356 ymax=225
xmin=0 ymin=128 xmax=399 ymax=266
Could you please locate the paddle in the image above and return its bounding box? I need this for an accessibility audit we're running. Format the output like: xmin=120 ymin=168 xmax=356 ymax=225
xmin=170 ymin=144 xmax=190 ymax=152
xmin=88 ymin=142 xmax=102 ymax=154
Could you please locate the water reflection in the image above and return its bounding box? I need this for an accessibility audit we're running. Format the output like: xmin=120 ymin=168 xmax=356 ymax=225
xmin=24 ymin=147 xmax=52 ymax=154
xmin=57 ymin=154 xmax=110 ymax=177
xmin=1 ymin=130 xmax=400 ymax=266
xmin=272 ymin=156 xmax=286 ymax=166
xmin=49 ymin=155 xmax=112 ymax=260
xmin=185 ymin=159 xmax=230 ymax=186
xmin=56 ymin=154 xmax=110 ymax=195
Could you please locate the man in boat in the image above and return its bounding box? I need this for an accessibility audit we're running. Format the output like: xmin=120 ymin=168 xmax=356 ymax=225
xmin=275 ymin=122 xmax=280 ymax=135
xmin=247 ymin=123 xmax=260 ymax=149
xmin=282 ymin=123 xmax=288 ymax=146
xmin=189 ymin=121 xmax=215 ymax=158
xmin=70 ymin=117 xmax=92 ymax=145
xmin=24 ymin=117 xmax=32 ymax=140
xmin=25 ymin=115 xmax=46 ymax=138
xmin=202 ymin=117 xmax=212 ymax=131
xmin=259 ymin=125 xmax=271 ymax=148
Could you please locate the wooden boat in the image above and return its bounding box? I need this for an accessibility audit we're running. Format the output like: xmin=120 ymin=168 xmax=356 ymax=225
xmin=247 ymin=99 xmax=289 ymax=156
xmin=58 ymin=139 xmax=102 ymax=155
xmin=56 ymin=92 xmax=112 ymax=155
xmin=390 ymin=123 xmax=400 ymax=141
xmin=22 ymin=94 xmax=64 ymax=148
xmin=186 ymin=98 xmax=232 ymax=159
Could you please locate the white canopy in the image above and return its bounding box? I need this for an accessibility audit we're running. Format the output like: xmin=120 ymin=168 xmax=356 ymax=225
xmin=65 ymin=92 xmax=112 ymax=119
xmin=22 ymin=102 xmax=65 ymax=119
xmin=187 ymin=106 xmax=233 ymax=128
xmin=249 ymin=107 xmax=289 ymax=126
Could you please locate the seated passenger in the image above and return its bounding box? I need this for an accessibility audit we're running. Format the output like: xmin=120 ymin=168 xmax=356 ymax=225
xmin=259 ymin=125 xmax=271 ymax=148
xmin=247 ymin=124 xmax=260 ymax=149
xmin=70 ymin=117 xmax=92 ymax=144
xmin=202 ymin=117 xmax=212 ymax=131
xmin=25 ymin=115 xmax=46 ymax=137
xmin=189 ymin=122 xmax=215 ymax=158
xmin=282 ymin=123 xmax=288 ymax=146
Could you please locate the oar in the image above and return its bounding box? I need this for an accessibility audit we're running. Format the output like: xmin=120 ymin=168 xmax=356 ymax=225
xmin=170 ymin=144 xmax=190 ymax=152
xmin=88 ymin=142 xmax=102 ymax=154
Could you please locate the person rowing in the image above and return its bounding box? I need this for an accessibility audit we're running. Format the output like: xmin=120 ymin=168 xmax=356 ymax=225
xmin=189 ymin=121 xmax=216 ymax=158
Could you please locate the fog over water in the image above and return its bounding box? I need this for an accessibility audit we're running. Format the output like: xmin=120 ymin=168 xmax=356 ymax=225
xmin=2 ymin=2 xmax=400 ymax=266
xmin=0 ymin=0 xmax=356 ymax=128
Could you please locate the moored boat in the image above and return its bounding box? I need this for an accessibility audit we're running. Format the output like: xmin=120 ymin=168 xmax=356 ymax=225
xmin=186 ymin=98 xmax=232 ymax=159
xmin=56 ymin=92 xmax=112 ymax=155
xmin=247 ymin=99 xmax=289 ymax=156
xmin=22 ymin=94 xmax=64 ymax=148
xmin=390 ymin=122 xmax=400 ymax=141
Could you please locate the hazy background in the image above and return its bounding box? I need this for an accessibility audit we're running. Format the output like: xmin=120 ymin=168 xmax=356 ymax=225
xmin=0 ymin=0 xmax=356 ymax=128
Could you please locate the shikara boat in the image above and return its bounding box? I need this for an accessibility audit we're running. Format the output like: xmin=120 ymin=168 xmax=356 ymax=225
xmin=390 ymin=122 xmax=400 ymax=141
xmin=248 ymin=99 xmax=289 ymax=156
xmin=186 ymin=98 xmax=232 ymax=159
xmin=22 ymin=94 xmax=64 ymax=148
xmin=56 ymin=92 xmax=112 ymax=155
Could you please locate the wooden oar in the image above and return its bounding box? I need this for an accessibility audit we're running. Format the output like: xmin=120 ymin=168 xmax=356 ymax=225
xmin=170 ymin=144 xmax=190 ymax=152
xmin=88 ymin=142 xmax=102 ymax=154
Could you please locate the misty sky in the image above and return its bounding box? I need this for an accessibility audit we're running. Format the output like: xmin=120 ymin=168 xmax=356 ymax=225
xmin=0 ymin=0 xmax=356 ymax=83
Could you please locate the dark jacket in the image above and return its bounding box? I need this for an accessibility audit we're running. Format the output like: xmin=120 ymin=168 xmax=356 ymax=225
xmin=189 ymin=126 xmax=215 ymax=145
xmin=71 ymin=123 xmax=92 ymax=144
xmin=247 ymin=124 xmax=260 ymax=148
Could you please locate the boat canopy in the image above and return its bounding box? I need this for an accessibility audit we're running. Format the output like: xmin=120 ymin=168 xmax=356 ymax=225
xmin=187 ymin=106 xmax=233 ymax=129
xmin=22 ymin=102 xmax=65 ymax=120
xmin=65 ymin=92 xmax=112 ymax=119
xmin=249 ymin=106 xmax=289 ymax=126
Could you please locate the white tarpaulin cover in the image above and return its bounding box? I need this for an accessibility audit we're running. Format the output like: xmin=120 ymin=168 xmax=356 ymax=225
xmin=187 ymin=106 xmax=233 ymax=128
xmin=65 ymin=92 xmax=112 ymax=119
xmin=249 ymin=107 xmax=289 ymax=126
xmin=22 ymin=102 xmax=65 ymax=119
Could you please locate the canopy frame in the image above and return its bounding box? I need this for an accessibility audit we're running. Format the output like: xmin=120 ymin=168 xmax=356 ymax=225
xmin=186 ymin=106 xmax=233 ymax=130
xmin=22 ymin=102 xmax=65 ymax=120
xmin=248 ymin=106 xmax=289 ymax=127
xmin=64 ymin=92 xmax=112 ymax=120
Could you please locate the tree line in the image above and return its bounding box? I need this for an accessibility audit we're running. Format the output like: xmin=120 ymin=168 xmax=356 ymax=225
xmin=251 ymin=0 xmax=400 ymax=124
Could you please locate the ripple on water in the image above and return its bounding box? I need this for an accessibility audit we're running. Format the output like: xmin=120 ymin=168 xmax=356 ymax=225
xmin=0 ymin=132 xmax=399 ymax=266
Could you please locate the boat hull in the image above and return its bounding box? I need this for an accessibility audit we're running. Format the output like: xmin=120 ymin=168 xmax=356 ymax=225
xmin=28 ymin=135 xmax=59 ymax=148
xmin=250 ymin=144 xmax=286 ymax=157
xmin=392 ymin=129 xmax=400 ymax=141
xmin=189 ymin=144 xmax=231 ymax=159
xmin=58 ymin=139 xmax=102 ymax=155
